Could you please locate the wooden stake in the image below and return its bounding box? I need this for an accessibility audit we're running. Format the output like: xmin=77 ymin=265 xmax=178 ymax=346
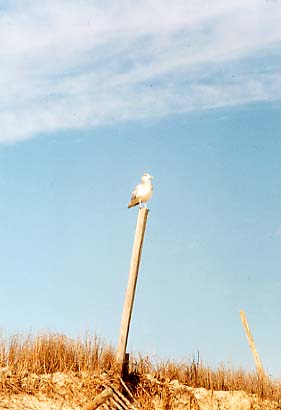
xmin=82 ymin=387 xmax=113 ymax=410
xmin=240 ymin=309 xmax=266 ymax=379
xmin=116 ymin=207 xmax=149 ymax=367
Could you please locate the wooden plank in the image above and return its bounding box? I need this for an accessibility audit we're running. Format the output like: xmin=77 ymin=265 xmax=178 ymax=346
xmin=116 ymin=208 xmax=149 ymax=367
xmin=119 ymin=378 xmax=136 ymax=403
xmin=112 ymin=386 xmax=137 ymax=409
xmin=110 ymin=397 xmax=126 ymax=410
xmin=82 ymin=387 xmax=114 ymax=410
xmin=240 ymin=309 xmax=266 ymax=380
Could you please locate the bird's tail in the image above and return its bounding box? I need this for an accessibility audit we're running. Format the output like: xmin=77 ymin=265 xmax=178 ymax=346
xmin=128 ymin=199 xmax=138 ymax=208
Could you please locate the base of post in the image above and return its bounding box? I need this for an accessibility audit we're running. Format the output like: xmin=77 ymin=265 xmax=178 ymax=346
xmin=121 ymin=353 xmax=130 ymax=380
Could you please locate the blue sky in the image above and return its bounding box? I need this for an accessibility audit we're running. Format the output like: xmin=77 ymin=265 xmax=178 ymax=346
xmin=0 ymin=1 xmax=281 ymax=378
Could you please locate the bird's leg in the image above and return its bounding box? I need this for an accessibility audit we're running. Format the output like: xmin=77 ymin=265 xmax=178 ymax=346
xmin=144 ymin=202 xmax=147 ymax=209
xmin=139 ymin=199 xmax=142 ymax=208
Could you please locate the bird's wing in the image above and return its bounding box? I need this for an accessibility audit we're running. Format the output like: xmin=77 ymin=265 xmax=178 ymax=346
xmin=128 ymin=185 xmax=140 ymax=208
xmin=130 ymin=187 xmax=137 ymax=200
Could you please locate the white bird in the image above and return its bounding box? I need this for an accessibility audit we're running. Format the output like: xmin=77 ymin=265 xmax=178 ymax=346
xmin=128 ymin=173 xmax=153 ymax=208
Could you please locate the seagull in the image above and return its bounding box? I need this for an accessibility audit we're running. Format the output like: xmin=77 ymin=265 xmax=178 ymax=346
xmin=128 ymin=173 xmax=153 ymax=208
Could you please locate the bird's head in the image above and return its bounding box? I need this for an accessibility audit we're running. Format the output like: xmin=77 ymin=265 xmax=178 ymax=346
xmin=142 ymin=173 xmax=153 ymax=183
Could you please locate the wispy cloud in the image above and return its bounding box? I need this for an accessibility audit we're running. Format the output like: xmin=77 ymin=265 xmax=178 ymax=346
xmin=0 ymin=0 xmax=281 ymax=142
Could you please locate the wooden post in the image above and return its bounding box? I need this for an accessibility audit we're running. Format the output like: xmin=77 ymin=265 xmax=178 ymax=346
xmin=240 ymin=309 xmax=266 ymax=380
xmin=116 ymin=207 xmax=149 ymax=368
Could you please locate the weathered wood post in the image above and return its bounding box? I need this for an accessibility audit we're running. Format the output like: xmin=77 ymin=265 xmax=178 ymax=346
xmin=82 ymin=208 xmax=150 ymax=410
xmin=116 ymin=207 xmax=149 ymax=372
xmin=240 ymin=309 xmax=266 ymax=380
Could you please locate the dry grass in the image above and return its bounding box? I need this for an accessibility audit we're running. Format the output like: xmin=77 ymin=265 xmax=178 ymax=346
xmin=130 ymin=354 xmax=281 ymax=406
xmin=132 ymin=355 xmax=281 ymax=400
xmin=0 ymin=332 xmax=279 ymax=408
xmin=0 ymin=333 xmax=116 ymax=375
